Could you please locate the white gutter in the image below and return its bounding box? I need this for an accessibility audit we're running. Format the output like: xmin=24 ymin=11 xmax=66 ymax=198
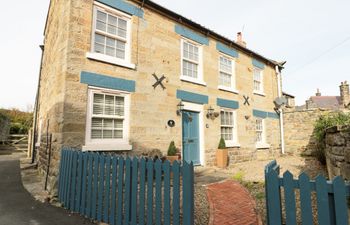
xmin=276 ymin=65 xmax=285 ymax=154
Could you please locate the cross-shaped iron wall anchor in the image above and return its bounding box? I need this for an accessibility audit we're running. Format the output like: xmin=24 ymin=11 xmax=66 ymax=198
xmin=152 ymin=73 xmax=166 ymax=90
xmin=243 ymin=95 xmax=250 ymax=106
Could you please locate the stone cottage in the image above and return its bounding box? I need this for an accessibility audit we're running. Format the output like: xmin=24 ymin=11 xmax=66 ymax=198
xmin=299 ymin=81 xmax=350 ymax=110
xmin=32 ymin=0 xmax=286 ymax=191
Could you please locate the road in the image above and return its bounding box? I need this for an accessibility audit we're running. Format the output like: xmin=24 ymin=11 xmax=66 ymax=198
xmin=0 ymin=151 xmax=95 ymax=225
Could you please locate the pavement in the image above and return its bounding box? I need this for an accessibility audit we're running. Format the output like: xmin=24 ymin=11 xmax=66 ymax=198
xmin=206 ymin=180 xmax=261 ymax=225
xmin=0 ymin=150 xmax=95 ymax=225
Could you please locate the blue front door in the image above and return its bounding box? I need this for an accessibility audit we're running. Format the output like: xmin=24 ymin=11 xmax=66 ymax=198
xmin=182 ymin=111 xmax=200 ymax=165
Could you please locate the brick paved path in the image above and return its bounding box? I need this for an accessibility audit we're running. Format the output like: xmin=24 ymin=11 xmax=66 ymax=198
xmin=206 ymin=180 xmax=261 ymax=225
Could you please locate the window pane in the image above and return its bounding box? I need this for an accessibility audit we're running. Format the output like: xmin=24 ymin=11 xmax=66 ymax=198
xmin=104 ymin=119 xmax=113 ymax=128
xmin=97 ymin=11 xmax=107 ymax=22
xmin=115 ymin=97 xmax=124 ymax=116
xmin=94 ymin=43 xmax=105 ymax=54
xmin=96 ymin=21 xmax=106 ymax=32
xmin=93 ymin=94 xmax=104 ymax=103
xmin=106 ymin=47 xmax=116 ymax=57
xmin=114 ymin=119 xmax=123 ymax=129
xmin=107 ymin=25 xmax=117 ymax=35
xmin=116 ymin=49 xmax=125 ymax=59
xmin=183 ymin=60 xmax=198 ymax=78
xmin=106 ymin=38 xmax=115 ymax=47
xmin=108 ymin=15 xmax=118 ymax=26
xmin=91 ymin=130 xmax=102 ymax=139
xmin=219 ymin=72 xmax=231 ymax=87
xmin=118 ymin=19 xmax=127 ymax=30
xmin=95 ymin=34 xmax=105 ymax=44
xmin=103 ymin=130 xmax=113 ymax=139
xmin=92 ymin=118 xmax=103 ymax=128
xmin=114 ymin=130 xmax=123 ymax=139
xmin=104 ymin=104 xmax=114 ymax=115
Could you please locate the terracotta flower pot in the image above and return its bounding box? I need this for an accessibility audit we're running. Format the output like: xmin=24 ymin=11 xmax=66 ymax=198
xmin=216 ymin=149 xmax=228 ymax=168
xmin=167 ymin=155 xmax=180 ymax=164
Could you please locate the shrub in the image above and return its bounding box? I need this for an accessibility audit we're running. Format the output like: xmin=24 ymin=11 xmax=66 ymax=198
xmin=0 ymin=108 xmax=33 ymax=134
xmin=167 ymin=141 xmax=177 ymax=156
xmin=218 ymin=137 xmax=226 ymax=149
xmin=313 ymin=112 xmax=350 ymax=164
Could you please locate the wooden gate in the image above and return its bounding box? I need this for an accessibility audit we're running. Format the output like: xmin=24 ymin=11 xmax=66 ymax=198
xmin=265 ymin=160 xmax=349 ymax=225
xmin=58 ymin=148 xmax=194 ymax=225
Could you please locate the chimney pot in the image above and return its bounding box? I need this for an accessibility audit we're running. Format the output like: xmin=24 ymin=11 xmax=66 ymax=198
xmin=316 ymin=88 xmax=321 ymax=96
xmin=340 ymin=80 xmax=350 ymax=107
xmin=236 ymin=32 xmax=246 ymax=47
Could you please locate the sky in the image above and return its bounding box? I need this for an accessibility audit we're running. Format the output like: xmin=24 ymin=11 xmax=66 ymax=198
xmin=0 ymin=0 xmax=349 ymax=110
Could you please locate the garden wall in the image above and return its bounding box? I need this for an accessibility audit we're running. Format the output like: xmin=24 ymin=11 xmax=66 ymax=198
xmin=325 ymin=125 xmax=350 ymax=179
xmin=283 ymin=108 xmax=331 ymax=155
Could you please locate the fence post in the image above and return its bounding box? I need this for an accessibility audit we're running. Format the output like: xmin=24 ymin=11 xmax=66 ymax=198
xmin=183 ymin=161 xmax=194 ymax=225
xmin=265 ymin=167 xmax=282 ymax=225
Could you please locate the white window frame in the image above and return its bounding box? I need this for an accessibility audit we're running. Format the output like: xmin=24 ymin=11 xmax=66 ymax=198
xmin=218 ymin=54 xmax=238 ymax=94
xmin=255 ymin=118 xmax=270 ymax=149
xmin=86 ymin=2 xmax=135 ymax=69
xmin=220 ymin=109 xmax=239 ymax=147
xmin=253 ymin=66 xmax=265 ymax=96
xmin=180 ymin=38 xmax=206 ymax=86
xmin=83 ymin=86 xmax=132 ymax=151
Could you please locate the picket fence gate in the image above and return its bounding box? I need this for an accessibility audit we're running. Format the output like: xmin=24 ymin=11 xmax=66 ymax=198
xmin=265 ymin=160 xmax=350 ymax=225
xmin=58 ymin=148 xmax=194 ymax=225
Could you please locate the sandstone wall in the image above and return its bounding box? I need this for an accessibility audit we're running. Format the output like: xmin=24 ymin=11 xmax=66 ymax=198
xmin=35 ymin=0 xmax=72 ymax=192
xmin=325 ymin=125 xmax=350 ymax=180
xmin=283 ymin=109 xmax=332 ymax=154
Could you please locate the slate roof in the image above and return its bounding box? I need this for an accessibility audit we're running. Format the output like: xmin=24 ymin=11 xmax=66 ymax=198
xmin=308 ymin=96 xmax=342 ymax=109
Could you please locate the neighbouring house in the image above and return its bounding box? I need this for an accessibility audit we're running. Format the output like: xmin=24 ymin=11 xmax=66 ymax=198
xmin=299 ymin=81 xmax=350 ymax=110
xmin=32 ymin=0 xmax=286 ymax=191
xmin=283 ymin=81 xmax=350 ymax=155
xmin=282 ymin=92 xmax=295 ymax=109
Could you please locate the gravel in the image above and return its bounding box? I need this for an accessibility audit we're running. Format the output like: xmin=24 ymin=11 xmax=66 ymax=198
xmin=194 ymin=184 xmax=210 ymax=225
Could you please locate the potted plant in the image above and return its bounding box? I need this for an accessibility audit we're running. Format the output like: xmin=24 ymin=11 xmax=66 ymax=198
xmin=167 ymin=141 xmax=179 ymax=163
xmin=216 ymin=137 xmax=228 ymax=168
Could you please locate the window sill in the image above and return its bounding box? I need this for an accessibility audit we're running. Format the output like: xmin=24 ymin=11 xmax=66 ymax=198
xmin=86 ymin=52 xmax=136 ymax=70
xmin=82 ymin=143 xmax=132 ymax=151
xmin=218 ymin=85 xmax=239 ymax=94
xmin=253 ymin=91 xmax=266 ymax=97
xmin=225 ymin=141 xmax=241 ymax=148
xmin=256 ymin=143 xmax=270 ymax=149
xmin=180 ymin=75 xmax=207 ymax=86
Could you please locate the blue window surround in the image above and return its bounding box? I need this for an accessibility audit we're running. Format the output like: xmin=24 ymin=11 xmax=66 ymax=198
xmin=97 ymin=0 xmax=144 ymax=18
xmin=252 ymin=59 xmax=265 ymax=69
xmin=216 ymin=42 xmax=238 ymax=58
xmin=174 ymin=25 xmax=209 ymax=45
xmin=217 ymin=98 xmax=239 ymax=109
xmin=176 ymin=90 xmax=208 ymax=104
xmin=253 ymin=109 xmax=279 ymax=119
xmin=81 ymin=71 xmax=135 ymax=92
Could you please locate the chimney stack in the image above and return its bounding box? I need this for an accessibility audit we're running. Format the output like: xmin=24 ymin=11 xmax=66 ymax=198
xmin=315 ymin=88 xmax=321 ymax=96
xmin=340 ymin=81 xmax=350 ymax=107
xmin=236 ymin=32 xmax=246 ymax=47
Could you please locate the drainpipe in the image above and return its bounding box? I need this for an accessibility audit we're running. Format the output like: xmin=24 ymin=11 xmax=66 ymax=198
xmin=275 ymin=65 xmax=285 ymax=154
xmin=31 ymin=44 xmax=45 ymax=163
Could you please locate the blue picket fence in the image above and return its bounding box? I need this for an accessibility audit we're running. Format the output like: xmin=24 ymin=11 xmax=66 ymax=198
xmin=265 ymin=160 xmax=350 ymax=225
xmin=58 ymin=148 xmax=194 ymax=225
